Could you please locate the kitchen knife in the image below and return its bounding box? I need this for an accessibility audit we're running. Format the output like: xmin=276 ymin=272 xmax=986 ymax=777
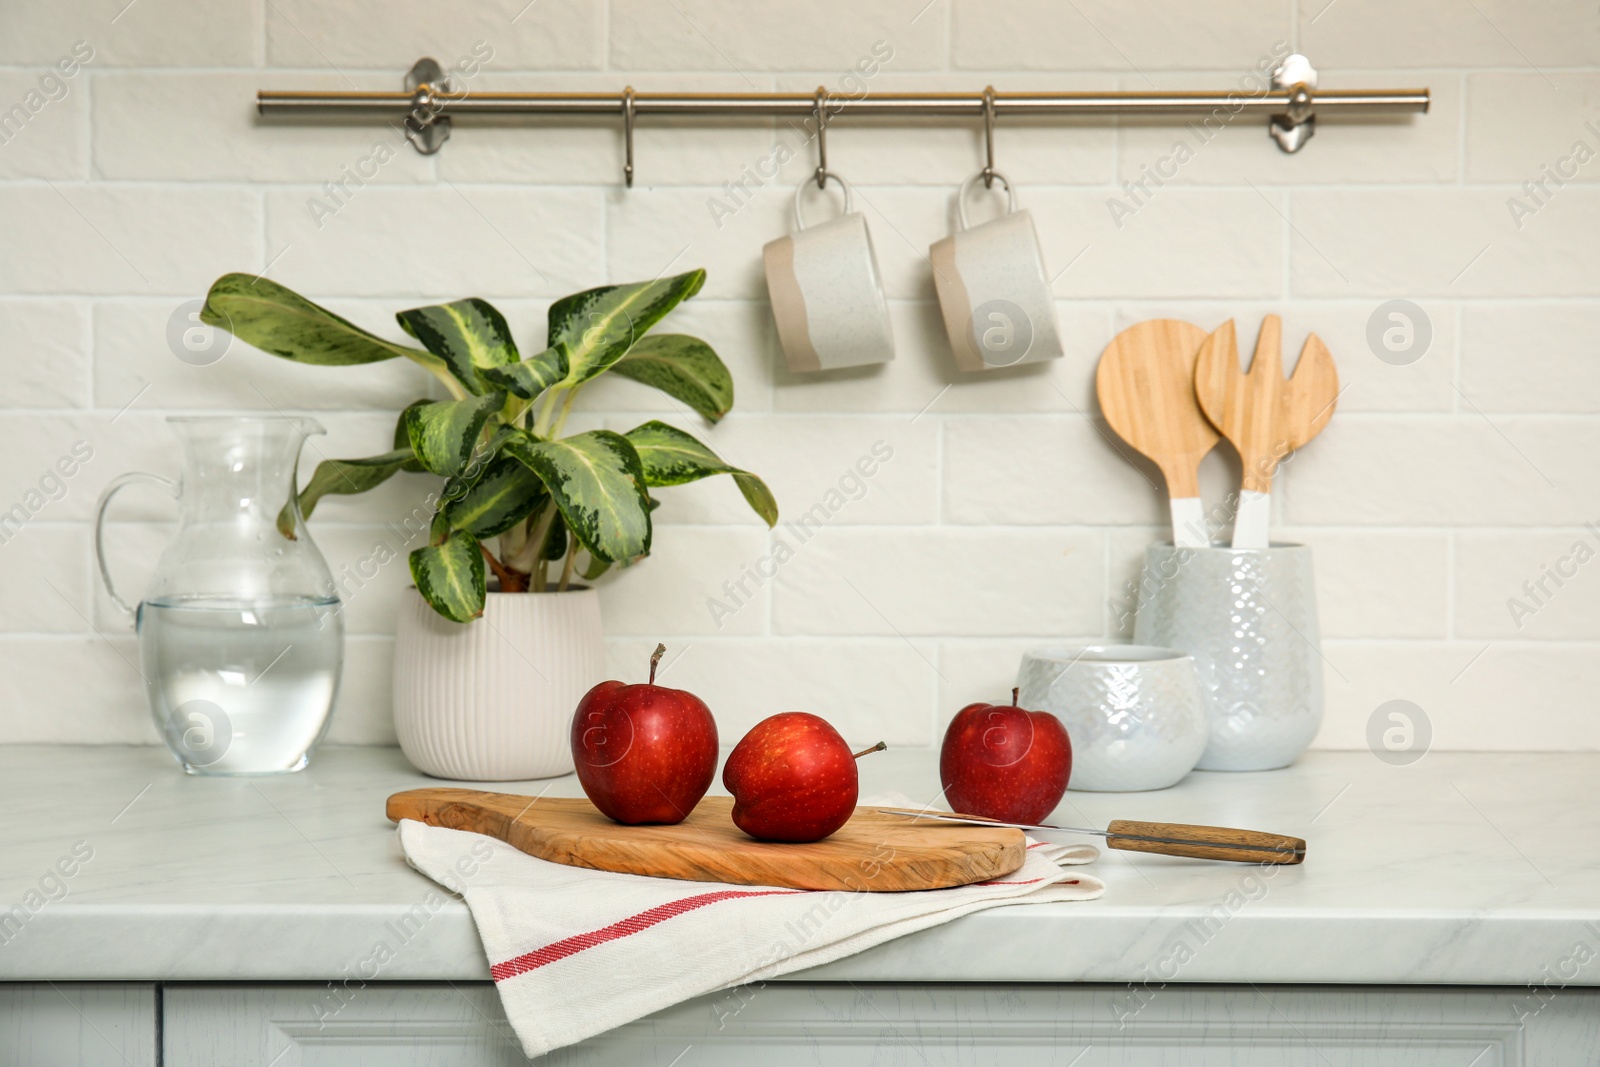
xmin=877 ymin=809 xmax=1305 ymax=864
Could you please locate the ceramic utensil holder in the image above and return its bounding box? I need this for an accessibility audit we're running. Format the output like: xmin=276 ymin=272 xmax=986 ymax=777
xmin=1132 ymin=543 xmax=1323 ymax=771
xmin=1017 ymin=645 xmax=1208 ymax=792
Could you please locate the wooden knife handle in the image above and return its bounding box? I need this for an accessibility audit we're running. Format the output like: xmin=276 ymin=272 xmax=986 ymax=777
xmin=1105 ymin=819 xmax=1305 ymax=865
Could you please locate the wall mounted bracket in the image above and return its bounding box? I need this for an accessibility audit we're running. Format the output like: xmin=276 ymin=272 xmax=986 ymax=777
xmin=402 ymin=57 xmax=452 ymax=155
xmin=1269 ymin=54 xmax=1319 ymax=153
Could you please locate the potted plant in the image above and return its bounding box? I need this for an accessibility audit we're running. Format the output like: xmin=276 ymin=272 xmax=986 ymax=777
xmin=199 ymin=269 xmax=776 ymax=780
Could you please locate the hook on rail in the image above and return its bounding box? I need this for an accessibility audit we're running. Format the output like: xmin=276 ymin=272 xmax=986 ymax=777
xmin=621 ymin=86 xmax=637 ymax=187
xmin=813 ymin=86 xmax=831 ymax=190
xmin=981 ymin=85 xmax=997 ymax=188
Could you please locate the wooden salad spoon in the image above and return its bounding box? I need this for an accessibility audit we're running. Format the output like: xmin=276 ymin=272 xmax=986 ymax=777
xmin=1095 ymin=319 xmax=1218 ymax=548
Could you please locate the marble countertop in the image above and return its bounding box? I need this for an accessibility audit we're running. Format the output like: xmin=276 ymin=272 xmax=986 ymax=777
xmin=1 ymin=744 xmax=1595 ymax=986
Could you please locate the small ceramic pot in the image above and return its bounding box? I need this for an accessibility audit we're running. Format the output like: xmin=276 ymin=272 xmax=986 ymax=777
xmin=1132 ymin=543 xmax=1323 ymax=771
xmin=393 ymin=587 xmax=604 ymax=781
xmin=1017 ymin=645 xmax=1208 ymax=792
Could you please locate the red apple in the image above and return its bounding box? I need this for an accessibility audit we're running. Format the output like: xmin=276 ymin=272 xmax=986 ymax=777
xmin=722 ymin=712 xmax=885 ymax=843
xmin=571 ymin=644 xmax=717 ymax=825
xmin=940 ymin=688 xmax=1071 ymax=824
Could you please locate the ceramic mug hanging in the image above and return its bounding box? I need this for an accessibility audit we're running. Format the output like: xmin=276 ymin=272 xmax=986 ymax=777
xmin=763 ymin=89 xmax=895 ymax=373
xmin=929 ymin=87 xmax=1063 ymax=372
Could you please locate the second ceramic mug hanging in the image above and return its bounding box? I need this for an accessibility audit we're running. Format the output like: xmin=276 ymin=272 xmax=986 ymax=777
xmin=930 ymin=89 xmax=1064 ymax=372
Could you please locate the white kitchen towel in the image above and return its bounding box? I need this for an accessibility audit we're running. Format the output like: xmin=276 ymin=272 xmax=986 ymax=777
xmin=397 ymin=808 xmax=1103 ymax=1059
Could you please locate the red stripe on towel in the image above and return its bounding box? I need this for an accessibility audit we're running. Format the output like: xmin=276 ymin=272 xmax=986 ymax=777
xmin=491 ymin=888 xmax=801 ymax=982
xmin=972 ymin=877 xmax=1046 ymax=887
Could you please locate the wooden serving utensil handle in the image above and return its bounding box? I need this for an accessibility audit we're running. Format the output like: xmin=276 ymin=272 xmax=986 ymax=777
xmin=1105 ymin=819 xmax=1306 ymax=865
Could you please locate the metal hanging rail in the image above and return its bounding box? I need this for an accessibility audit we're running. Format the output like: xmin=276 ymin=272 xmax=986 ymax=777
xmin=259 ymin=86 xmax=1431 ymax=118
xmin=255 ymin=55 xmax=1430 ymax=174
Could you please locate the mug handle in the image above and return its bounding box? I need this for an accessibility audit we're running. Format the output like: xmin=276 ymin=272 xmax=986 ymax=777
xmin=94 ymin=472 xmax=179 ymax=618
xmin=793 ymin=171 xmax=854 ymax=231
xmin=956 ymin=169 xmax=1018 ymax=231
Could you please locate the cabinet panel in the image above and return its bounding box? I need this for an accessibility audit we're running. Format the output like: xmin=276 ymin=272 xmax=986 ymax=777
xmin=0 ymin=983 xmax=157 ymax=1067
xmin=164 ymin=984 xmax=529 ymax=1067
xmin=162 ymin=983 xmax=1600 ymax=1066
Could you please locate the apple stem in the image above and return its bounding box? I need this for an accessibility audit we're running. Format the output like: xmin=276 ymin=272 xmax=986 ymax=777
xmin=852 ymin=741 xmax=888 ymax=760
xmin=649 ymin=643 xmax=667 ymax=684
xmin=1011 ymin=686 xmax=1020 ymax=706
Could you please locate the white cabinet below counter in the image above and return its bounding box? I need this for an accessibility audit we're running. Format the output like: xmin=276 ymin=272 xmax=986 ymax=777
xmin=0 ymin=984 xmax=156 ymax=1067
xmin=23 ymin=981 xmax=1579 ymax=1065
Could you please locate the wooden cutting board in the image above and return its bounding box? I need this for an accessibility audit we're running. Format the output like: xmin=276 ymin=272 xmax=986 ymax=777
xmin=387 ymin=788 xmax=1026 ymax=892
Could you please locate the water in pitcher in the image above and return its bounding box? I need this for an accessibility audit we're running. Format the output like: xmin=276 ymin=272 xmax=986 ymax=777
xmin=96 ymin=417 xmax=347 ymax=775
xmin=138 ymin=594 xmax=344 ymax=775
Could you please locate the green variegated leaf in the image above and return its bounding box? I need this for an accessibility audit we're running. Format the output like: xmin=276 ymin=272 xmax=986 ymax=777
xmin=201 ymin=273 xmax=440 ymax=369
xmin=624 ymin=420 xmax=778 ymax=528
xmin=610 ymin=334 xmax=734 ymax=423
xmin=405 ymin=392 xmax=504 ymax=477
xmin=394 ymin=400 xmax=428 ymax=472
xmin=548 ymin=270 xmax=705 ymax=386
xmin=443 ymin=456 xmax=546 ymax=539
xmin=579 ymin=555 xmax=612 ymax=582
xmin=409 ymin=529 xmax=486 ymax=623
xmin=542 ymin=510 xmax=569 ymax=562
xmin=396 ymin=298 xmax=519 ymax=395
xmin=480 ymin=343 xmax=569 ymax=400
xmin=501 ymin=429 xmax=651 ymax=564
xmin=275 ymin=448 xmax=416 ymax=539
xmin=732 ymin=472 xmax=779 ymax=527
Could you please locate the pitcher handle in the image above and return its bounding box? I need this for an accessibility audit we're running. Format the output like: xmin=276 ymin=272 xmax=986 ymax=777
xmin=94 ymin=472 xmax=178 ymax=618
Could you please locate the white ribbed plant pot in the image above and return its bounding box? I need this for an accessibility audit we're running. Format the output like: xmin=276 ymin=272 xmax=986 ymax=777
xmin=393 ymin=587 xmax=604 ymax=781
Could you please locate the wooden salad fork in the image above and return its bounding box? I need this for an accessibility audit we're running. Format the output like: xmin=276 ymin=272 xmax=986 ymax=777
xmin=1192 ymin=315 xmax=1339 ymax=548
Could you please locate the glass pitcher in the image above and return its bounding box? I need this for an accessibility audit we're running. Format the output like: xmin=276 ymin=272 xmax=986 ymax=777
xmin=94 ymin=416 xmax=344 ymax=775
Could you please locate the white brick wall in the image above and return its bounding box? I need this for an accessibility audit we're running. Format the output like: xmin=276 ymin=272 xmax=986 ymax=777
xmin=2 ymin=0 xmax=1596 ymax=755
